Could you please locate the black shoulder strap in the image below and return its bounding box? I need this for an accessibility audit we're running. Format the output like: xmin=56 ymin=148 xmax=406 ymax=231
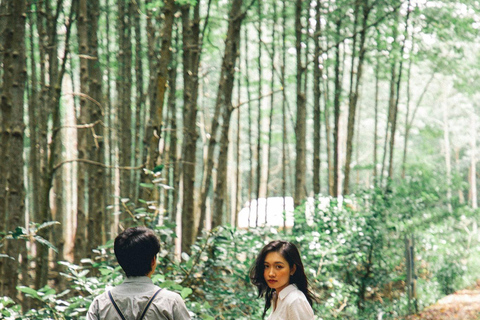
xmin=108 ymin=291 xmax=127 ymax=320
xmin=108 ymin=288 xmax=163 ymax=320
xmin=137 ymin=288 xmax=163 ymax=320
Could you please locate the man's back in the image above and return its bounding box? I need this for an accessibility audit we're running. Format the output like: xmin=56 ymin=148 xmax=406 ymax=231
xmin=87 ymin=276 xmax=191 ymax=320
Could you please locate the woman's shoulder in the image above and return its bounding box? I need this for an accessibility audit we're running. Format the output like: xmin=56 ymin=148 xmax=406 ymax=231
xmin=282 ymin=284 xmax=309 ymax=302
xmin=283 ymin=286 xmax=314 ymax=318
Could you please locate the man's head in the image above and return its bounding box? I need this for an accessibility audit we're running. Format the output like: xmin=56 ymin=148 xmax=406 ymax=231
xmin=114 ymin=227 xmax=160 ymax=277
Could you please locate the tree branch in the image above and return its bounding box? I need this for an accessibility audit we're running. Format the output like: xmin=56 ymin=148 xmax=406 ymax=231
xmin=53 ymin=159 xmax=144 ymax=173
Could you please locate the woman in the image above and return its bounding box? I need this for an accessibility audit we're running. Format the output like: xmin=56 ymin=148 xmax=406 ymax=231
xmin=250 ymin=240 xmax=315 ymax=319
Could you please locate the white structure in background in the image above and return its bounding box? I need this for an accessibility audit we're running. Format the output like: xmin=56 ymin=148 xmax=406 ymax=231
xmin=237 ymin=197 xmax=319 ymax=228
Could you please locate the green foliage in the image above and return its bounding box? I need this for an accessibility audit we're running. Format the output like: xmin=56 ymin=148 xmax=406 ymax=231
xmin=4 ymin=167 xmax=480 ymax=319
xmin=0 ymin=222 xmax=60 ymax=260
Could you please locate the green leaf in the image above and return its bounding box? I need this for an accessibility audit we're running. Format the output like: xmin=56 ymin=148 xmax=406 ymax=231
xmin=153 ymin=164 xmax=164 ymax=173
xmin=17 ymin=286 xmax=39 ymax=299
xmin=140 ymin=183 xmax=155 ymax=189
xmin=180 ymin=287 xmax=193 ymax=299
xmin=33 ymin=235 xmax=58 ymax=253
xmin=10 ymin=227 xmax=26 ymax=239
xmin=36 ymin=221 xmax=60 ymax=231
xmin=0 ymin=253 xmax=14 ymax=260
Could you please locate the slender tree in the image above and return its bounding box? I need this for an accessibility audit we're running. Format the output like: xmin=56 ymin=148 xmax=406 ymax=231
xmin=313 ymin=0 xmax=322 ymax=196
xmin=180 ymin=1 xmax=202 ymax=253
xmin=294 ymin=0 xmax=307 ymax=206
xmin=117 ymin=0 xmax=133 ymax=200
xmin=36 ymin=0 xmax=74 ymax=288
xmin=86 ymin=0 xmax=106 ymax=250
xmin=332 ymin=17 xmax=343 ymax=197
xmin=0 ymin=0 xmax=27 ymax=300
xmin=166 ymin=27 xmax=180 ymax=222
xmin=255 ymin=0 xmax=263 ymax=223
xmin=143 ymin=0 xmax=176 ymax=191
xmin=75 ymin=0 xmax=89 ymax=263
xmin=212 ymin=0 xmax=251 ymax=228
xmin=343 ymin=0 xmax=370 ymax=195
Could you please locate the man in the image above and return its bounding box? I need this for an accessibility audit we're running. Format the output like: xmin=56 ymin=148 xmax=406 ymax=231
xmin=87 ymin=227 xmax=191 ymax=320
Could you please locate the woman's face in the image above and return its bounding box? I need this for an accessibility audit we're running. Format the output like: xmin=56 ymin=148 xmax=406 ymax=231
xmin=263 ymin=251 xmax=296 ymax=293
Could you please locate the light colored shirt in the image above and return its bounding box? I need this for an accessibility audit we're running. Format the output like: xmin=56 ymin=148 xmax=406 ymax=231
xmin=86 ymin=276 xmax=191 ymax=320
xmin=267 ymin=284 xmax=314 ymax=320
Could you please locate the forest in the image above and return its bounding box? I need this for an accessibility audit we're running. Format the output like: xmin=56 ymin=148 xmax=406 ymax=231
xmin=1 ymin=0 xmax=480 ymax=318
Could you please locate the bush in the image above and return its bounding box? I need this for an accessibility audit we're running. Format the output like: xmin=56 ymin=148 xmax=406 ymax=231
xmin=4 ymin=174 xmax=480 ymax=319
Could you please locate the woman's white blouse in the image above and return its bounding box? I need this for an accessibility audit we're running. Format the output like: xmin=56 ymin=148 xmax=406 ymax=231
xmin=267 ymin=284 xmax=314 ymax=320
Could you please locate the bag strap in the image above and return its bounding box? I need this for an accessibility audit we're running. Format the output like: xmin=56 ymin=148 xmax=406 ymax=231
xmin=108 ymin=288 xmax=163 ymax=320
xmin=108 ymin=291 xmax=127 ymax=320
xmin=137 ymin=288 xmax=163 ymax=320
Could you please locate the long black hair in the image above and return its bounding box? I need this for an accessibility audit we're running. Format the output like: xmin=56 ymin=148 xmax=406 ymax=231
xmin=249 ymin=240 xmax=315 ymax=318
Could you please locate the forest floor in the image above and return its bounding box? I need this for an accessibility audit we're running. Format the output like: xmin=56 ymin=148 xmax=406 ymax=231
xmin=399 ymin=280 xmax=480 ymax=320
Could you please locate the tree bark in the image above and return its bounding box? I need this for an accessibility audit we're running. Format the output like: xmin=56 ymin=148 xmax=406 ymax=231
xmin=470 ymin=106 xmax=477 ymax=209
xmin=36 ymin=0 xmax=71 ymax=289
xmin=373 ymin=45 xmax=380 ymax=186
xmin=255 ymin=0 xmax=263 ymax=224
xmin=387 ymin=1 xmax=410 ymax=185
xmin=166 ymin=28 xmax=180 ymax=223
xmin=343 ymin=0 xmax=370 ymax=195
xmin=313 ymin=0 xmax=322 ymax=196
xmin=294 ymin=0 xmax=307 ymax=206
xmin=442 ymin=101 xmax=452 ymax=213
xmin=118 ymin=0 xmax=133 ymax=200
xmin=0 ymin=0 xmax=27 ymax=300
xmin=143 ymin=0 xmax=176 ymax=198
xmin=86 ymin=0 xmax=105 ymax=251
xmin=332 ymin=19 xmax=343 ymax=197
xmin=181 ymin=2 xmax=201 ymax=253
xmin=211 ymin=0 xmax=248 ymax=228
xmin=75 ymin=0 xmax=89 ymax=263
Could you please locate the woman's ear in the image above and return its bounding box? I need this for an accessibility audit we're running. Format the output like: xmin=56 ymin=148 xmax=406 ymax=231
xmin=290 ymin=264 xmax=297 ymax=276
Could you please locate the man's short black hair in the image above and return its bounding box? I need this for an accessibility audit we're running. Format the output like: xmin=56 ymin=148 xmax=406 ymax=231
xmin=114 ymin=227 xmax=160 ymax=277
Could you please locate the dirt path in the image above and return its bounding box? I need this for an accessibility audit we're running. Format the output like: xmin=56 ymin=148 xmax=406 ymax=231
xmin=402 ymin=284 xmax=480 ymax=320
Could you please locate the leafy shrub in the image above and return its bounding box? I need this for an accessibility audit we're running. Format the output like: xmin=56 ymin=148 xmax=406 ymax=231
xmin=4 ymin=171 xmax=480 ymax=319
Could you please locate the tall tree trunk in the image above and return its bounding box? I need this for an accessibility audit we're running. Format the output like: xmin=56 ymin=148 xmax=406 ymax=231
xmin=442 ymin=101 xmax=452 ymax=213
xmin=234 ymin=76 xmax=242 ymax=226
xmin=33 ymin=0 xmax=52 ymax=286
xmin=86 ymin=0 xmax=105 ymax=250
xmin=343 ymin=0 xmax=370 ymax=195
xmin=401 ymin=31 xmax=414 ymax=179
xmin=281 ymin=0 xmax=288 ymax=220
xmin=387 ymin=1 xmax=409 ymax=185
xmin=104 ymin=0 xmax=115 ymax=237
xmin=332 ymin=19 xmax=343 ymax=197
xmin=294 ymin=0 xmax=307 ymax=206
xmin=244 ymin=26 xmax=254 ymax=227
xmin=373 ymin=46 xmax=380 ymax=187
xmin=265 ymin=0 xmax=277 ymax=219
xmin=255 ymin=0 xmax=263 ymax=224
xmin=211 ymin=0 xmax=248 ymax=228
xmin=75 ymin=0 xmax=89 ymax=264
xmin=313 ymin=0 xmax=322 ymax=196
xmin=180 ymin=2 xmax=201 ymax=253
xmin=143 ymin=0 xmax=176 ymax=201
xmin=118 ymin=0 xmax=133 ymax=200
xmin=37 ymin=0 xmax=71 ymax=289
xmin=470 ymin=106 xmax=478 ymax=209
xmin=0 ymin=0 xmax=27 ymax=300
xmin=25 ymin=9 xmax=39 ymax=307
xmin=133 ymin=3 xmax=145 ymax=203
xmin=166 ymin=27 xmax=180 ymax=223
